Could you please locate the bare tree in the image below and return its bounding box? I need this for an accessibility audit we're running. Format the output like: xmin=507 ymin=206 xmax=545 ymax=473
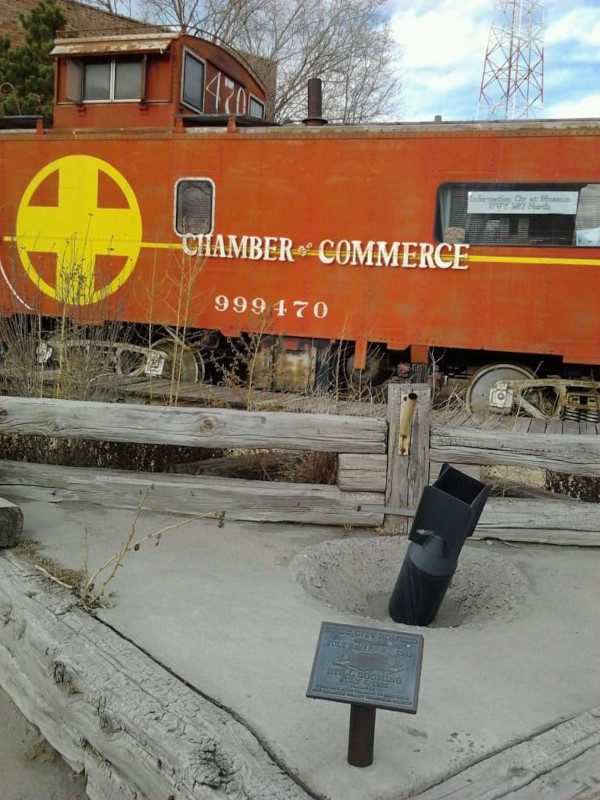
xmin=138 ymin=0 xmax=402 ymax=122
xmin=81 ymin=0 xmax=136 ymax=16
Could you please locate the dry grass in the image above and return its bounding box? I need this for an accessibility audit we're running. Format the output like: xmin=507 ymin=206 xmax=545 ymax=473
xmin=0 ymin=434 xmax=216 ymax=473
xmin=13 ymin=497 xmax=226 ymax=611
xmin=12 ymin=540 xmax=87 ymax=593
xmin=168 ymin=448 xmax=337 ymax=485
xmin=23 ymin=737 xmax=61 ymax=764
xmin=374 ymin=523 xmax=405 ymax=537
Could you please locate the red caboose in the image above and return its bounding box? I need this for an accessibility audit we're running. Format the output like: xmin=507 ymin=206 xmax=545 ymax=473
xmin=1 ymin=29 xmax=599 ymax=418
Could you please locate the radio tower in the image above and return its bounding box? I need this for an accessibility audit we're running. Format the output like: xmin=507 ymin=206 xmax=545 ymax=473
xmin=477 ymin=0 xmax=544 ymax=120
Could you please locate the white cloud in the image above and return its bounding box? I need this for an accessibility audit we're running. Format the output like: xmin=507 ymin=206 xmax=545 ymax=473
xmin=546 ymin=8 xmax=600 ymax=47
xmin=544 ymin=92 xmax=600 ymax=118
xmin=389 ymin=0 xmax=490 ymax=119
xmin=388 ymin=0 xmax=600 ymax=121
xmin=390 ymin=0 xmax=489 ymax=71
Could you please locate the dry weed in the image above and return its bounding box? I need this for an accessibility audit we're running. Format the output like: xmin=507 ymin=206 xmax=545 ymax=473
xmin=13 ymin=494 xmax=226 ymax=611
xmin=12 ymin=540 xmax=87 ymax=592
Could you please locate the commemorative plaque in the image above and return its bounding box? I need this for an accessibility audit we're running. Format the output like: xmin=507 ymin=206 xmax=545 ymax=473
xmin=306 ymin=622 xmax=424 ymax=767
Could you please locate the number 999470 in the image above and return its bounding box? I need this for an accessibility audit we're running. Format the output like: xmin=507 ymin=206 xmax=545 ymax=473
xmin=214 ymin=295 xmax=328 ymax=319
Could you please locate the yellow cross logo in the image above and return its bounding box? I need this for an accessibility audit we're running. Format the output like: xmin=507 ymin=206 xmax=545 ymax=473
xmin=16 ymin=155 xmax=142 ymax=305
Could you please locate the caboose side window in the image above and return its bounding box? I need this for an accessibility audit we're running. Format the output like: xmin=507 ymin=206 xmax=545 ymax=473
xmin=182 ymin=50 xmax=205 ymax=113
xmin=248 ymin=95 xmax=265 ymax=119
xmin=83 ymin=59 xmax=111 ymax=101
xmin=175 ymin=179 xmax=214 ymax=235
xmin=82 ymin=56 xmax=143 ymax=102
xmin=437 ymin=183 xmax=600 ymax=247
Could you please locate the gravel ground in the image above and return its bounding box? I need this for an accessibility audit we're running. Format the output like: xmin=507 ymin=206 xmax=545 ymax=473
xmin=0 ymin=686 xmax=87 ymax=800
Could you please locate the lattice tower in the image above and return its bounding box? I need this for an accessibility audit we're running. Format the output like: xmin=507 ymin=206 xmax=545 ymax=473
xmin=477 ymin=0 xmax=544 ymax=120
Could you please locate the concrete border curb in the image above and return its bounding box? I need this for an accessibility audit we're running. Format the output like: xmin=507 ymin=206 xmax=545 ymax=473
xmin=0 ymin=554 xmax=313 ymax=800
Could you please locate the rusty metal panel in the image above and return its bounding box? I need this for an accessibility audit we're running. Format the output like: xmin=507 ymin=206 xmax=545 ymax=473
xmin=51 ymin=34 xmax=174 ymax=56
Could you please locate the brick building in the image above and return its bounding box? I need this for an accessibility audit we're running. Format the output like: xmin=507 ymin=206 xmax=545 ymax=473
xmin=1 ymin=0 xmax=147 ymax=46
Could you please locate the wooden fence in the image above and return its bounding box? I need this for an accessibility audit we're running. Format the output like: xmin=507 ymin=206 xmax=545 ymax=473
xmin=395 ymin=386 xmax=600 ymax=546
xmin=0 ymin=389 xmax=598 ymax=541
xmin=0 ymin=396 xmax=387 ymax=527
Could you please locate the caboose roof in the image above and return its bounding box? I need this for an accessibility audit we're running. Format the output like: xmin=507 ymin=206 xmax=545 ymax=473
xmin=50 ymin=32 xmax=174 ymax=57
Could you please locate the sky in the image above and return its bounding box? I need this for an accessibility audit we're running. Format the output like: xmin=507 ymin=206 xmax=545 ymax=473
xmin=387 ymin=0 xmax=600 ymax=121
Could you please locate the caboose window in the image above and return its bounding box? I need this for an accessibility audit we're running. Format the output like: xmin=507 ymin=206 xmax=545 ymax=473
xmin=182 ymin=50 xmax=205 ymax=113
xmin=175 ymin=179 xmax=214 ymax=235
xmin=248 ymin=96 xmax=265 ymax=119
xmin=82 ymin=56 xmax=143 ymax=102
xmin=83 ymin=59 xmax=111 ymax=101
xmin=437 ymin=183 xmax=600 ymax=247
xmin=114 ymin=58 xmax=143 ymax=100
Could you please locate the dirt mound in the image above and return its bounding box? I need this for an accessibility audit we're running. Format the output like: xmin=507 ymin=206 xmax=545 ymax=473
xmin=290 ymin=537 xmax=529 ymax=628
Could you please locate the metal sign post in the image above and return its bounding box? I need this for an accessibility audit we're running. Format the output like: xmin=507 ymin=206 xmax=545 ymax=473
xmin=307 ymin=622 xmax=424 ymax=768
xmin=348 ymin=704 xmax=377 ymax=766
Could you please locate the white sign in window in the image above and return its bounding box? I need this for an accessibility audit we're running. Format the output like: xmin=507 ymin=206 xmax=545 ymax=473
xmin=467 ymin=191 xmax=579 ymax=215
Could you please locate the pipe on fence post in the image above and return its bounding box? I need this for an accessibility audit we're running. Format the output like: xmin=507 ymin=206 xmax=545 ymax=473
xmin=398 ymin=392 xmax=418 ymax=455
xmin=385 ymin=384 xmax=431 ymax=532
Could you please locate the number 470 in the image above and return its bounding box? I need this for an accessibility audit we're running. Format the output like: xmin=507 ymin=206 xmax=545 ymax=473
xmin=274 ymin=300 xmax=327 ymax=318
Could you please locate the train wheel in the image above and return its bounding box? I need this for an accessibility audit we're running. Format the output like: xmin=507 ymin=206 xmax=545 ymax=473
xmin=466 ymin=363 xmax=536 ymax=415
xmin=344 ymin=346 xmax=387 ymax=391
xmin=152 ymin=337 xmax=204 ymax=384
xmin=115 ymin=349 xmax=147 ymax=378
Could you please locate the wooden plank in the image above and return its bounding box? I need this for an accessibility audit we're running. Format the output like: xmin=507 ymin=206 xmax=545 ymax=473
xmin=0 ymin=556 xmax=311 ymax=800
xmin=469 ymin=412 xmax=490 ymax=428
xmin=0 ymin=396 xmax=386 ymax=454
xmin=446 ymin=410 xmax=471 ymax=428
xmin=508 ymin=416 xmax=532 ymax=433
xmin=580 ymin=421 xmax=598 ymax=436
xmin=429 ymin=462 xmax=481 ymax=482
xmin=473 ymin=497 xmax=600 ymax=545
xmin=431 ymin=425 xmax=600 ymax=477
xmin=562 ymin=419 xmax=580 ymax=436
xmin=545 ymin=418 xmax=563 ymax=435
xmin=502 ymin=744 xmax=600 ymax=799
xmin=528 ymin=418 xmax=546 ymax=434
xmin=0 ymin=497 xmax=23 ymax=548
xmin=412 ymin=704 xmax=600 ymax=799
xmin=338 ymin=454 xmax=387 ymax=493
xmin=0 ymin=461 xmax=384 ymax=527
xmin=443 ymin=407 xmax=470 ymax=426
xmin=385 ymin=384 xmax=431 ymax=530
xmin=121 ymin=381 xmax=387 ymax=417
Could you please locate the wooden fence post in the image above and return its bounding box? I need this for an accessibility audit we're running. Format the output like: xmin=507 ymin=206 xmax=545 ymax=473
xmin=385 ymin=384 xmax=431 ymax=531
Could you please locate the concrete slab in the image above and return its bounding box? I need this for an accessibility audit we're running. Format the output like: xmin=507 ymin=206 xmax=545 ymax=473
xmin=9 ymin=496 xmax=600 ymax=800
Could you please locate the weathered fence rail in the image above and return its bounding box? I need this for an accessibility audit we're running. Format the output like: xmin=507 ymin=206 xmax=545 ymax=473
xmin=0 ymin=396 xmax=388 ymax=528
xmin=0 ymin=388 xmax=598 ymax=539
xmin=409 ymin=389 xmax=600 ymax=546
xmin=430 ymin=425 xmax=600 ymax=476
xmin=0 ymin=396 xmax=386 ymax=453
xmin=0 ymin=460 xmax=383 ymax=526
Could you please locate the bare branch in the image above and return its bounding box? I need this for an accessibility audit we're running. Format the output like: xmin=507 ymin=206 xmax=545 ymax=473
xmin=138 ymin=0 xmax=402 ymax=122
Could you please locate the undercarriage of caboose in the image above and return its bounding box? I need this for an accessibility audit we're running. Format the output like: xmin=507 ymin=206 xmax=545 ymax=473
xmin=3 ymin=313 xmax=599 ymax=424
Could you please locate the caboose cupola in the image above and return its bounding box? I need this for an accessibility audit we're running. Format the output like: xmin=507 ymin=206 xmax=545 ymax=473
xmin=50 ymin=30 xmax=267 ymax=130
